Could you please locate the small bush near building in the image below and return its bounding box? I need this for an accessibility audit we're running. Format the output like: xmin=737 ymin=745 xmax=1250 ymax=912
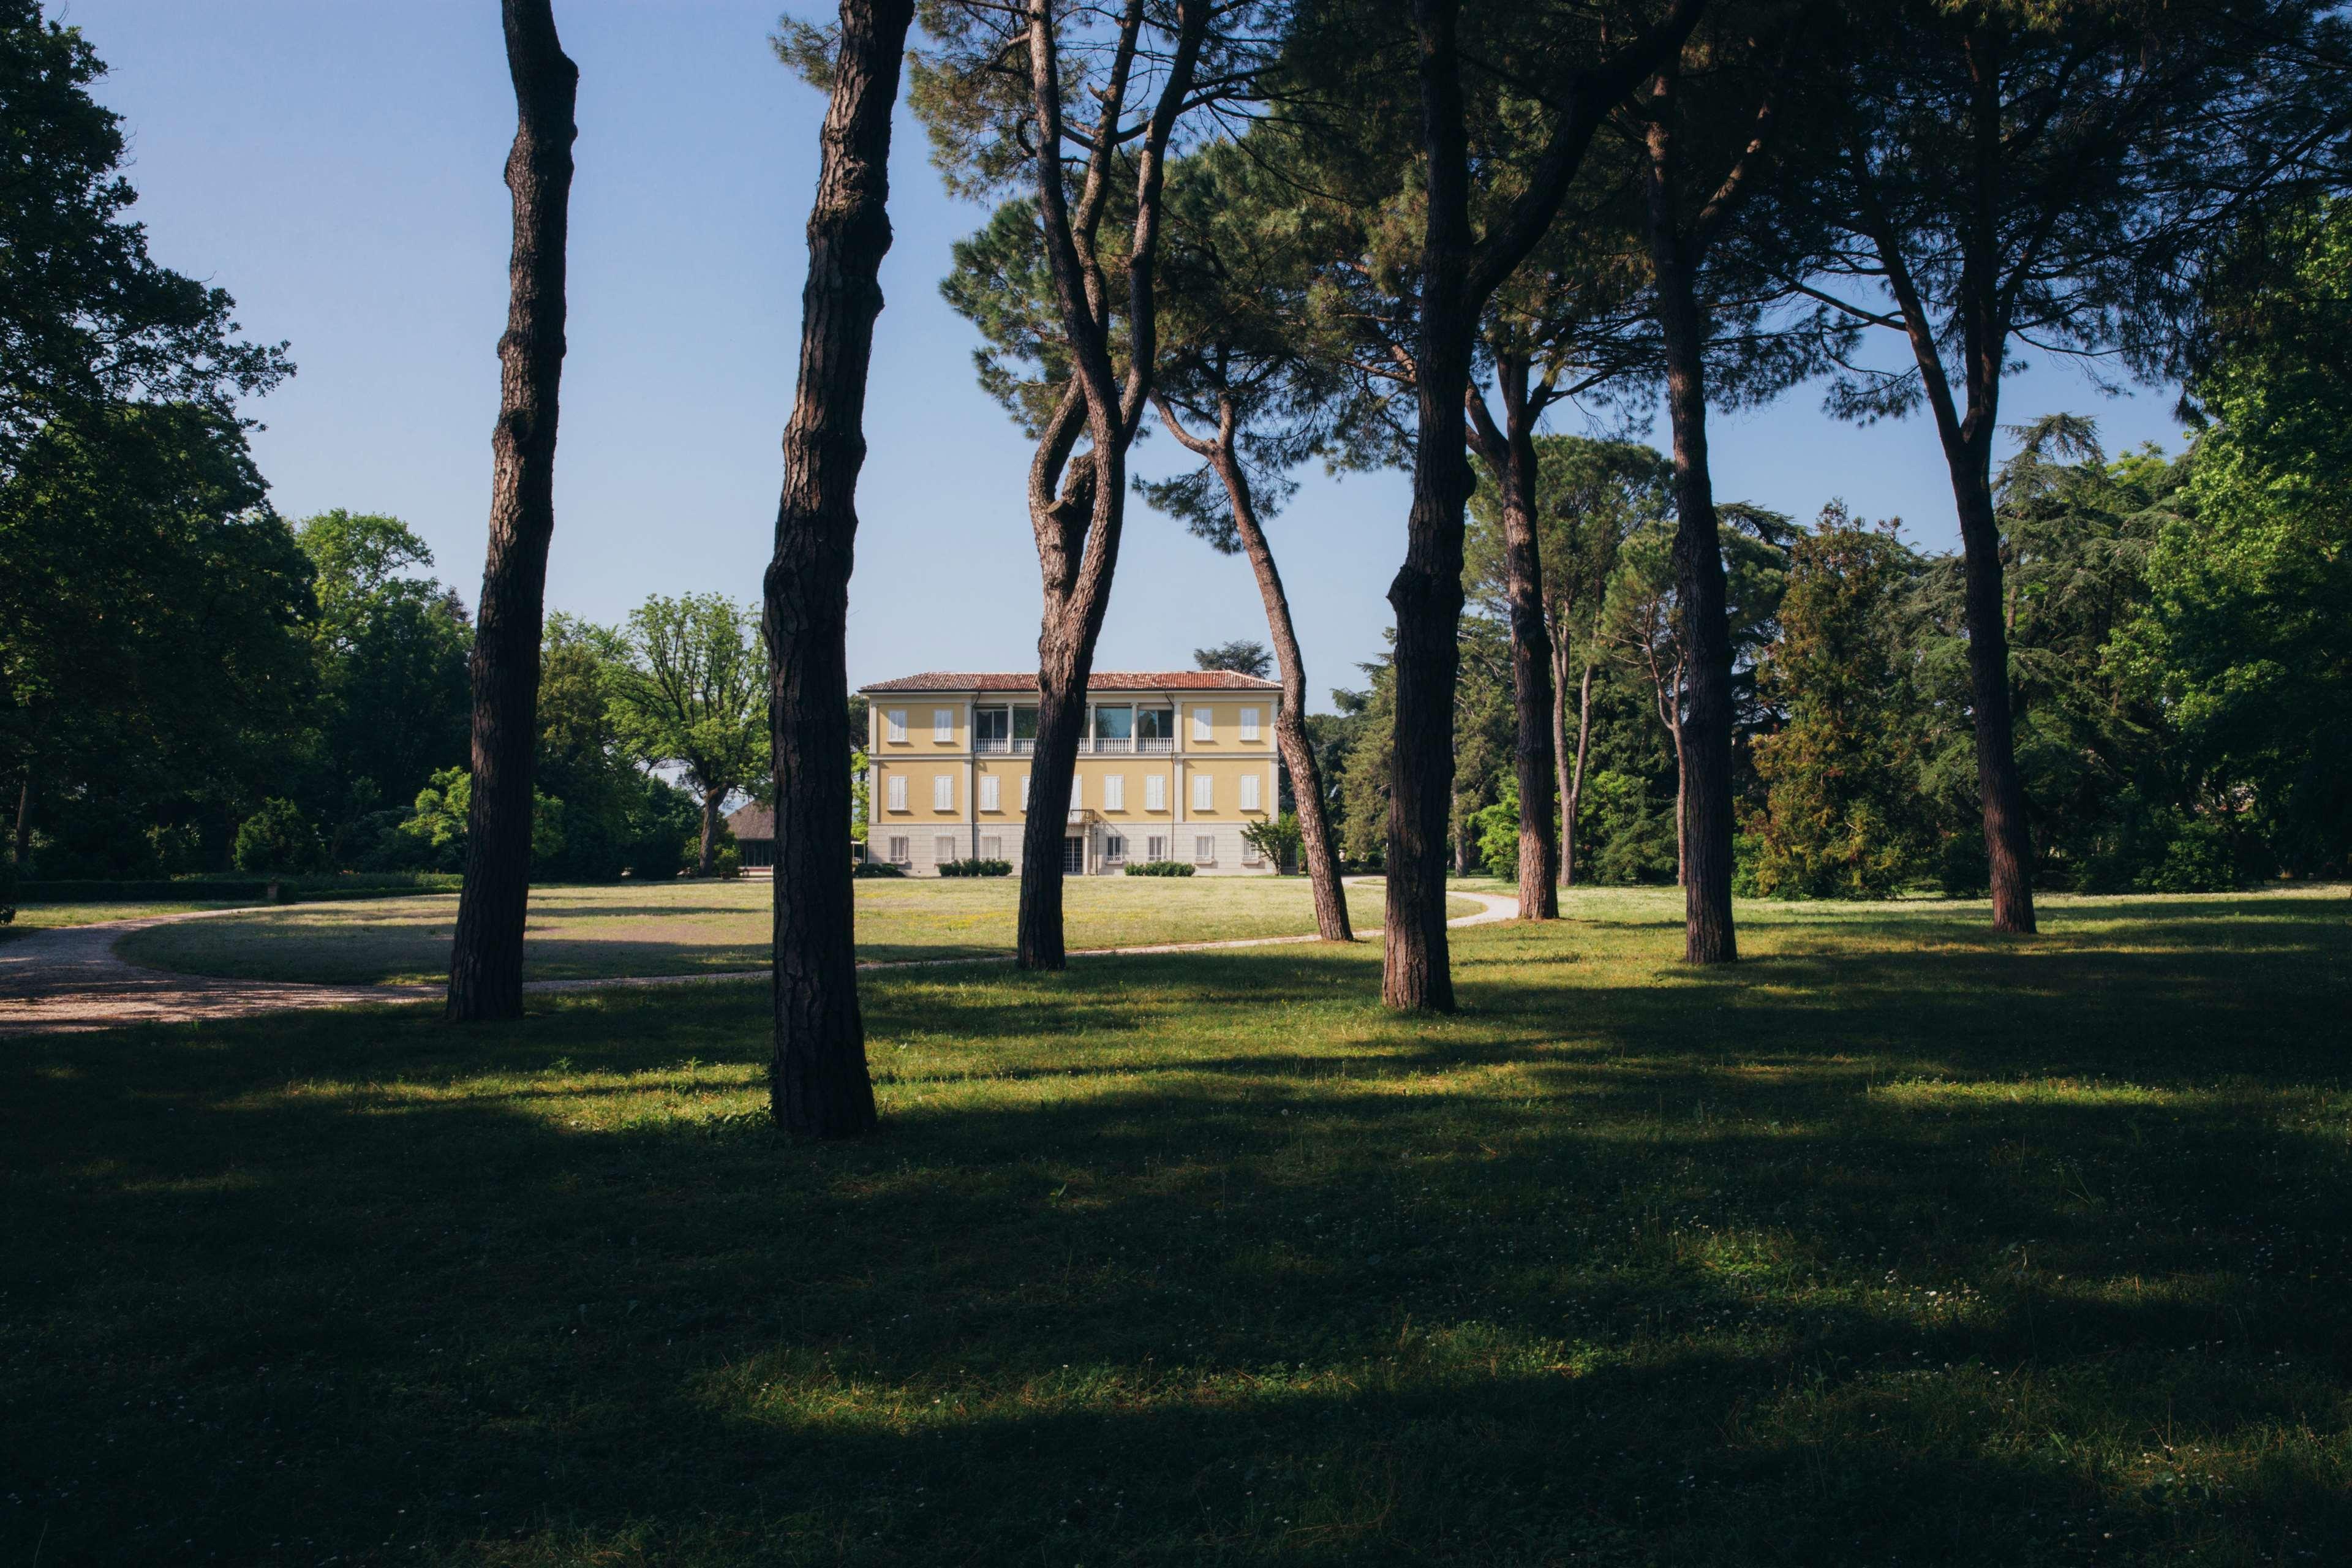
xmin=939 ymin=859 xmax=1011 ymax=877
xmin=1126 ymin=861 xmax=1196 ymax=877
xmin=711 ymin=846 xmax=742 ymax=880
xmin=852 ymin=862 xmax=905 ymax=878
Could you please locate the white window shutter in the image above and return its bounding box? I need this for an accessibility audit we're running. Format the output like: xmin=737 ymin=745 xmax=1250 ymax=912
xmin=1193 ymin=707 xmax=1213 ymax=741
xmin=981 ymin=835 xmax=1001 ymax=859
xmin=1105 ymin=775 xmax=1125 ymax=810
xmin=1193 ymin=774 xmax=1213 ymax=812
xmin=1239 ymin=774 xmax=1261 ymax=812
xmin=933 ymin=708 xmax=954 ymax=741
xmin=932 ymin=774 xmax=952 ymax=810
xmin=1194 ymin=834 xmax=1215 ymax=863
xmin=1070 ymin=776 xmax=1082 ymax=810
xmin=1144 ymin=774 xmax=1166 ymax=811
xmin=1240 ymin=706 xmax=1261 ymax=741
xmin=980 ymin=775 xmax=1000 ymax=811
xmin=887 ymin=709 xmax=907 ymax=742
xmin=1020 ymin=774 xmax=1031 ymax=809
xmin=886 ymin=775 xmax=907 ymax=811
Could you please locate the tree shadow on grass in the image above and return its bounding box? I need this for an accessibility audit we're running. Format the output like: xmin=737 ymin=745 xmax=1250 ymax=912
xmin=2 ymin=899 xmax=2348 ymax=1565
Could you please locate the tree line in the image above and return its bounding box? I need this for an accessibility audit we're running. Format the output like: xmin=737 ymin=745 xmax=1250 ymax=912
xmin=4 ymin=0 xmax=2347 ymax=1139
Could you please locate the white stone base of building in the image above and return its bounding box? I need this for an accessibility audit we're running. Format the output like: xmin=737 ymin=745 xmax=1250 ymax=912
xmin=870 ymin=821 xmax=1278 ymax=878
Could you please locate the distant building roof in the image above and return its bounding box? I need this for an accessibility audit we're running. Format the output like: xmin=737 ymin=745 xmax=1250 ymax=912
xmin=859 ymin=671 xmax=1280 ymax=695
xmin=725 ymin=802 xmax=774 ymax=842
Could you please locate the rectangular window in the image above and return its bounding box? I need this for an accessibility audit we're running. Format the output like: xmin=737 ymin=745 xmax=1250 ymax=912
xmin=1193 ymin=773 xmax=1213 ymax=812
xmin=1105 ymin=834 xmax=1126 ymax=862
xmin=932 ymin=774 xmax=953 ymax=810
xmin=887 ymin=709 xmax=908 ymax=742
xmin=1192 ymin=706 xmax=1214 ymax=741
xmin=1239 ymin=706 xmax=1261 ymax=741
xmin=1020 ymin=774 xmax=1030 ymax=810
xmin=886 ymin=775 xmax=907 ymax=812
xmin=935 ymin=834 xmax=957 ymax=865
xmin=1092 ymin=705 xmax=1134 ymax=752
xmin=1144 ymin=774 xmax=1166 ymax=811
xmin=1069 ymin=776 xmax=1082 ymax=810
xmin=1239 ymin=773 xmax=1261 ymax=812
xmin=932 ymin=708 xmax=954 ymax=742
xmin=888 ymin=835 xmax=910 ymax=865
xmin=979 ymin=775 xmax=1001 ymax=812
xmin=1194 ymin=834 xmax=1216 ymax=864
xmin=1104 ymin=775 xmax=1125 ymax=811
xmin=974 ymin=707 xmax=1010 ymax=751
xmin=1012 ymin=706 xmax=1039 ymax=752
xmin=1061 ymin=837 xmax=1085 ymax=873
xmin=1242 ymin=839 xmax=1264 ymax=866
xmin=1147 ymin=834 xmax=1167 ymax=861
xmin=981 ymin=835 xmax=1001 ymax=859
xmin=1136 ymin=708 xmax=1172 ymax=751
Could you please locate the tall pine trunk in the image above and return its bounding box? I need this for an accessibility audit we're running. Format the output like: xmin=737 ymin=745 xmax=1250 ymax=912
xmin=1645 ymin=116 xmax=1736 ymax=964
xmin=1385 ymin=0 xmax=1706 ymax=1008
xmin=1466 ymin=358 xmax=1559 ymax=918
xmin=1012 ymin=0 xmax=1206 ymax=970
xmin=1565 ymin=660 xmax=1594 ymax=887
xmin=1157 ymin=396 xmax=1350 ymax=940
xmin=764 ymin=0 xmax=914 ymax=1139
xmin=1951 ymin=460 xmax=2036 ymax=930
xmin=699 ymin=788 xmax=720 ymax=875
xmin=447 ymin=0 xmax=576 ymax=1023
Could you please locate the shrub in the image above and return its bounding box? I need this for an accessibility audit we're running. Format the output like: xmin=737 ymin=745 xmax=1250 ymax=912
xmin=1125 ymin=860 xmax=1196 ymax=877
xmin=853 ymin=861 xmax=905 ymax=878
xmin=1242 ymin=812 xmax=1305 ymax=873
xmin=233 ymin=799 xmax=326 ymax=873
xmin=712 ymin=845 xmax=742 ymax=880
xmin=938 ymin=858 xmax=1012 ymax=877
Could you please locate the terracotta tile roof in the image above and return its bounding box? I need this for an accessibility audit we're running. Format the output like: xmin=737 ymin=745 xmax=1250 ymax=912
xmin=724 ymin=802 xmax=775 ymax=840
xmin=858 ymin=671 xmax=1280 ymax=694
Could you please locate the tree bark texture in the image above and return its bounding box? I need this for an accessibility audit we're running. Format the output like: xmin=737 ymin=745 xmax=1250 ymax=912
xmin=1157 ymin=396 xmax=1351 ymax=940
xmin=699 ymin=788 xmax=722 ymax=875
xmin=764 ymin=0 xmax=914 ymax=1139
xmin=1013 ymin=0 xmax=1207 ymax=970
xmin=1464 ymin=358 xmax=1559 ymax=919
xmin=1643 ymin=96 xmax=1736 ymax=965
xmin=1385 ymin=0 xmax=1707 ymax=1009
xmin=13 ymin=777 xmax=29 ymax=869
xmin=446 ymin=0 xmax=576 ymax=1024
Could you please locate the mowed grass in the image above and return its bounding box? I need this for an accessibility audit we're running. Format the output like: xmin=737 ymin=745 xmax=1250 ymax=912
xmin=111 ymin=876 xmax=1452 ymax=985
xmin=1 ymin=900 xmax=248 ymax=941
xmin=6 ymin=889 xmax=2350 ymax=1566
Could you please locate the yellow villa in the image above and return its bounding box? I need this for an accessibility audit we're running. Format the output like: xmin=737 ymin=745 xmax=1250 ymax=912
xmin=858 ymin=671 xmax=1285 ymax=876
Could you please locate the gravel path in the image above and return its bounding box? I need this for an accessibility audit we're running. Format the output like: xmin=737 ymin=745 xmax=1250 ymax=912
xmin=0 ymin=886 xmax=1523 ymax=1038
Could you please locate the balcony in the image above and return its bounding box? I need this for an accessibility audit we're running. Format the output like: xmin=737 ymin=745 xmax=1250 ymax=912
xmin=974 ymin=736 xmax=1011 ymax=753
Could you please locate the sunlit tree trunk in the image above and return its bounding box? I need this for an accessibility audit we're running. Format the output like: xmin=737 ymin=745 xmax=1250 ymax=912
xmin=447 ymin=0 xmax=576 ymax=1023
xmin=764 ymin=0 xmax=916 ymax=1137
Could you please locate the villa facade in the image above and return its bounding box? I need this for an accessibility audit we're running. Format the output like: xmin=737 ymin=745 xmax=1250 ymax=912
xmin=858 ymin=671 xmax=1284 ymax=876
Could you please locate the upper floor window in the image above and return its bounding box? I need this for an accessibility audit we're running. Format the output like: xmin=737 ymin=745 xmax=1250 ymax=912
xmin=974 ymin=707 xmax=1011 ymax=752
xmin=1135 ymin=708 xmax=1174 ymax=752
xmin=1239 ymin=707 xmax=1261 ymax=741
xmin=932 ymin=708 xmax=955 ymax=742
xmin=1193 ymin=773 xmax=1213 ymax=812
xmin=1192 ymin=707 xmax=1214 ymax=741
xmin=886 ymin=775 xmax=908 ymax=811
xmin=1104 ymin=775 xmax=1126 ymax=811
xmin=932 ymin=774 xmax=954 ymax=810
xmin=1093 ymin=705 xmax=1133 ymax=752
xmin=886 ymin=709 xmax=908 ymax=742
xmin=1239 ymin=773 xmax=1262 ymax=812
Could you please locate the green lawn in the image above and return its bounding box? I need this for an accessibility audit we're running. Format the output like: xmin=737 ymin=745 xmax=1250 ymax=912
xmin=1 ymin=899 xmax=249 ymax=942
xmin=111 ymin=876 xmax=1464 ymax=985
xmin=6 ymin=889 xmax=2349 ymax=1565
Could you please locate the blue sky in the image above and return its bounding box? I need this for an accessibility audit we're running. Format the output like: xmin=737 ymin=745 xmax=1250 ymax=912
xmin=71 ymin=0 xmax=2187 ymax=710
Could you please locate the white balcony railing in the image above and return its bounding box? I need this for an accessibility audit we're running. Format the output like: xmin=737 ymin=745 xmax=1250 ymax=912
xmin=974 ymin=736 xmax=1011 ymax=753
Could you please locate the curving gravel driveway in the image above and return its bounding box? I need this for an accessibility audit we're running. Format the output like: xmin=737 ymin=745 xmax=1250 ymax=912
xmin=0 ymin=886 xmax=1521 ymax=1038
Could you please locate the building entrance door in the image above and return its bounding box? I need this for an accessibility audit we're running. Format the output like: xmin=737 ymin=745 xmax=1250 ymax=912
xmin=1062 ymin=837 xmax=1085 ymax=875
